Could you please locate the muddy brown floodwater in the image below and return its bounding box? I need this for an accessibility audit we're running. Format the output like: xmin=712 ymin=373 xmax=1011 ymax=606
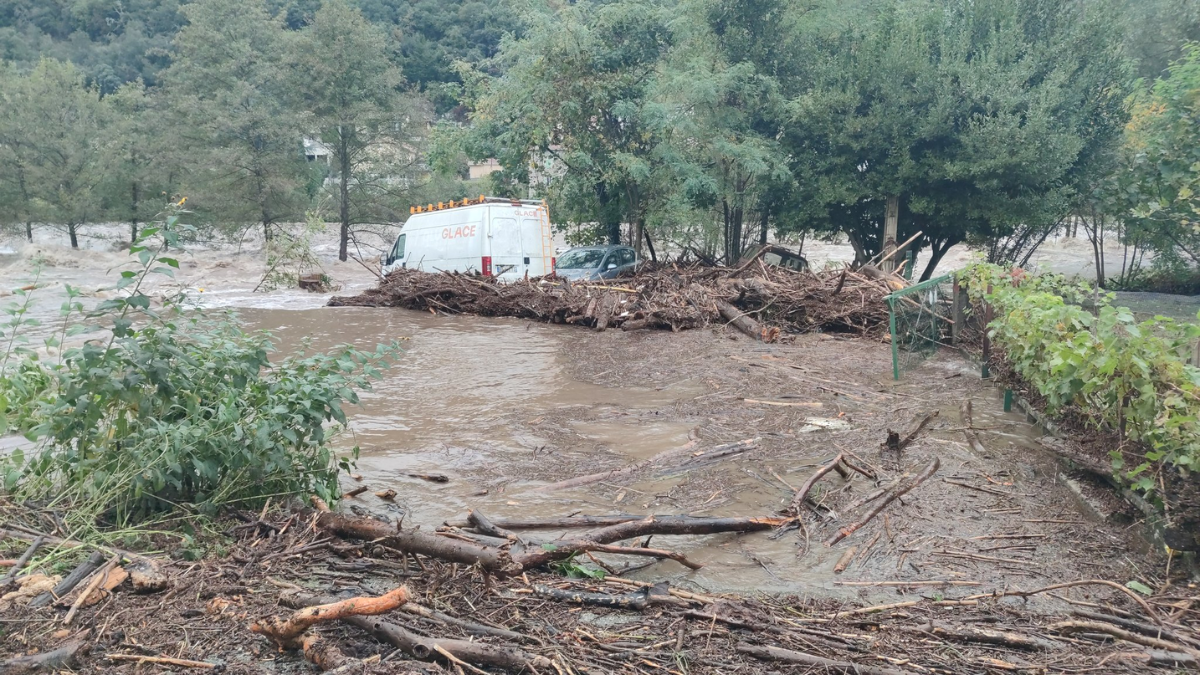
xmin=239 ymin=306 xmax=1161 ymax=603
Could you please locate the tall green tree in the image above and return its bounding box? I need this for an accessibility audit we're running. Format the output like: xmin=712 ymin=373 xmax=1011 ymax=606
xmin=102 ymin=80 xmax=172 ymax=242
xmin=0 ymin=59 xmax=111 ymax=248
xmin=162 ymin=0 xmax=309 ymax=242
xmin=0 ymin=62 xmax=37 ymax=242
xmin=1123 ymin=44 xmax=1200 ymax=268
xmin=290 ymin=0 xmax=419 ymax=262
xmin=653 ymin=0 xmax=795 ymax=263
xmin=787 ymin=0 xmax=1130 ymax=279
xmin=461 ymin=0 xmax=672 ymax=247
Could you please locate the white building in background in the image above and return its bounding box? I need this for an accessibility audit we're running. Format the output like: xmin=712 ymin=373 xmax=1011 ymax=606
xmin=303 ymin=137 xmax=331 ymax=164
xmin=468 ymin=158 xmax=502 ymax=180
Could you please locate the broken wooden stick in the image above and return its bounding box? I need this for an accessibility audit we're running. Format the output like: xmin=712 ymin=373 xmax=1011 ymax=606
xmin=250 ymin=586 xmax=409 ymax=649
xmin=445 ymin=514 xmax=645 ymax=530
xmin=285 ymin=593 xmax=553 ymax=672
xmin=897 ymin=410 xmax=939 ymax=451
xmin=317 ymin=512 xmax=519 ymax=574
xmin=0 ymin=536 xmax=44 ymax=586
xmin=29 ymin=551 xmax=104 ymax=608
xmin=533 ymin=582 xmax=682 ymax=609
xmin=0 ymin=631 xmax=90 ymax=675
xmin=736 ymin=642 xmax=908 ymax=675
xmin=962 ymin=579 xmax=1160 ymax=623
xmin=544 ymin=438 xmax=756 ymax=491
xmin=826 ymin=457 xmax=940 ymax=546
xmin=1049 ymin=621 xmax=1200 ymax=658
xmin=63 ymin=554 xmax=120 ymax=625
xmin=789 ymin=453 xmax=845 ymax=514
xmin=961 ymin=400 xmax=986 ymax=453
xmin=104 ymin=654 xmax=217 ymax=669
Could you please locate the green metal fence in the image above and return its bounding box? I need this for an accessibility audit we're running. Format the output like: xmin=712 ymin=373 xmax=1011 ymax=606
xmin=886 ymin=274 xmax=954 ymax=379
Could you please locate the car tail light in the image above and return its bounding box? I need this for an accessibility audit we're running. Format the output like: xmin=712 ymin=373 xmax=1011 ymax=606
xmin=481 ymin=256 xmax=492 ymax=277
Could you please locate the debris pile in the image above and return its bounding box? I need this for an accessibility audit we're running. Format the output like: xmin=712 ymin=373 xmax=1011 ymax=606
xmin=4 ymin=502 xmax=1198 ymax=674
xmin=328 ymin=261 xmax=902 ymax=340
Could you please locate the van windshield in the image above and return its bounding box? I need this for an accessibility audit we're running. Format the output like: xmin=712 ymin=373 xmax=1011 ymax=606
xmin=387 ymin=234 xmax=406 ymax=264
xmin=557 ymin=249 xmax=606 ymax=269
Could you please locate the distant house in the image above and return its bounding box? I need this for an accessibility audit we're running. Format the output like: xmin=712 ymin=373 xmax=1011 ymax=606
xmin=468 ymin=158 xmax=502 ymax=180
xmin=303 ymin=138 xmax=331 ymax=164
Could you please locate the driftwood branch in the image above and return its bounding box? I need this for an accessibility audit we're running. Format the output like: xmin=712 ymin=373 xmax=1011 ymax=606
xmin=790 ymin=454 xmax=845 ymax=513
xmin=736 ymin=642 xmax=909 ymax=675
xmin=284 ymin=593 xmax=554 ymax=672
xmin=826 ymin=457 xmax=941 ymax=546
xmin=0 ymin=631 xmax=90 ymax=675
xmin=250 ymin=586 xmax=409 ymax=649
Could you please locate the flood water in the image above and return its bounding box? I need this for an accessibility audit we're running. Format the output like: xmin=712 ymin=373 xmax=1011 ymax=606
xmin=239 ymin=307 xmax=703 ymax=528
xmin=3 ymin=229 xmax=1156 ymax=598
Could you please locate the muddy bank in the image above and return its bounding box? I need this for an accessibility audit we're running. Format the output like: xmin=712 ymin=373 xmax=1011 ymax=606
xmin=2 ymin=506 xmax=1197 ymax=675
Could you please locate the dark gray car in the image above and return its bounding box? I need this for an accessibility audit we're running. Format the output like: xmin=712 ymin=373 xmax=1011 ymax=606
xmin=554 ymin=245 xmax=639 ymax=281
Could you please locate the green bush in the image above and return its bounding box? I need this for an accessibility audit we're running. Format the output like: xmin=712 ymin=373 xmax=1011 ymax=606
xmin=963 ymin=264 xmax=1200 ymax=493
xmin=1 ymin=210 xmax=397 ymax=533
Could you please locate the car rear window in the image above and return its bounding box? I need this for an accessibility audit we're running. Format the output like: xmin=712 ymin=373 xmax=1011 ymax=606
xmin=557 ymin=249 xmax=606 ymax=269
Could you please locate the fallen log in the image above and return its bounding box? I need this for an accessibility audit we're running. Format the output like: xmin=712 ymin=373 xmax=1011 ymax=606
xmin=250 ymin=586 xmax=409 ymax=649
xmin=1049 ymin=621 xmax=1200 ymax=657
xmin=445 ymin=514 xmax=645 ymax=530
xmin=29 ymin=551 xmax=104 ymax=608
xmin=532 ymin=582 xmax=680 ymax=609
xmin=316 ymin=512 xmax=519 ymax=574
xmin=0 ymin=631 xmax=89 ymax=675
xmin=826 ymin=457 xmax=941 ymax=546
xmin=911 ymin=622 xmax=1060 ymax=651
xmin=735 ymin=642 xmax=909 ymax=675
xmin=285 ymin=594 xmax=553 ymax=672
xmin=716 ymin=300 xmax=773 ymax=342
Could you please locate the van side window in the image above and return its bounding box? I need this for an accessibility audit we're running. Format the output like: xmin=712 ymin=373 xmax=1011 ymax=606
xmin=388 ymin=234 xmax=406 ymax=264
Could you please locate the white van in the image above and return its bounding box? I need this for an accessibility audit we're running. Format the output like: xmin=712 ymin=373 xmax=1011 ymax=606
xmin=382 ymin=197 xmax=555 ymax=280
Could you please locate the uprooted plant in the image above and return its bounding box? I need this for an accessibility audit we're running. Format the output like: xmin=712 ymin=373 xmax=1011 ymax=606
xmin=0 ymin=205 xmax=399 ymax=540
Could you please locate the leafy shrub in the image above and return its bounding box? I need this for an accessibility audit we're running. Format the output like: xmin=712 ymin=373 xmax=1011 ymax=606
xmin=1 ymin=210 xmax=397 ymax=532
xmin=963 ymin=263 xmax=1200 ymax=493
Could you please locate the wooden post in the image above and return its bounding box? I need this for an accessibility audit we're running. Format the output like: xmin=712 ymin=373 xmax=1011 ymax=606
xmin=881 ymin=196 xmax=900 ymax=273
xmin=981 ymin=285 xmax=993 ymax=379
xmin=951 ymin=275 xmax=963 ymax=344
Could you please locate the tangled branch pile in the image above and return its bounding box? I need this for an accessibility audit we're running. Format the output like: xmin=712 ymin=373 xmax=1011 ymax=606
xmin=328 ymin=262 xmax=899 ymax=340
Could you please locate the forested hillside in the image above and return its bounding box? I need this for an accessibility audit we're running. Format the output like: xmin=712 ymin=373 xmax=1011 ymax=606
xmin=0 ymin=0 xmax=518 ymax=97
xmin=2 ymin=0 xmax=1200 ymax=288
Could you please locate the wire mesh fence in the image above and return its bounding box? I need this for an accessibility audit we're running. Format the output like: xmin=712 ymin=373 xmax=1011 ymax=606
xmin=886 ymin=274 xmax=955 ymax=379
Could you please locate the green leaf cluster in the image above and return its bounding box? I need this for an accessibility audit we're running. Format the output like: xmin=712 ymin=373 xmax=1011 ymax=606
xmin=0 ymin=207 xmax=398 ymax=533
xmin=963 ymin=263 xmax=1200 ymax=494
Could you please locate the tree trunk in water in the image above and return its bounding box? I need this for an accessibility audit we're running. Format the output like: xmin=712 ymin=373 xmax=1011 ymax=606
xmin=130 ymin=181 xmax=140 ymax=243
xmin=68 ymin=223 xmax=78 ymax=249
xmin=643 ymin=226 xmax=657 ymax=263
xmin=758 ymin=207 xmax=770 ymax=246
xmin=723 ymin=201 xmax=744 ymax=265
xmin=25 ymin=222 xmax=32 ymax=242
xmin=339 ymin=130 xmax=352 ymax=262
xmin=919 ymin=237 xmax=956 ymax=281
xmin=881 ymin=196 xmax=900 ymax=273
